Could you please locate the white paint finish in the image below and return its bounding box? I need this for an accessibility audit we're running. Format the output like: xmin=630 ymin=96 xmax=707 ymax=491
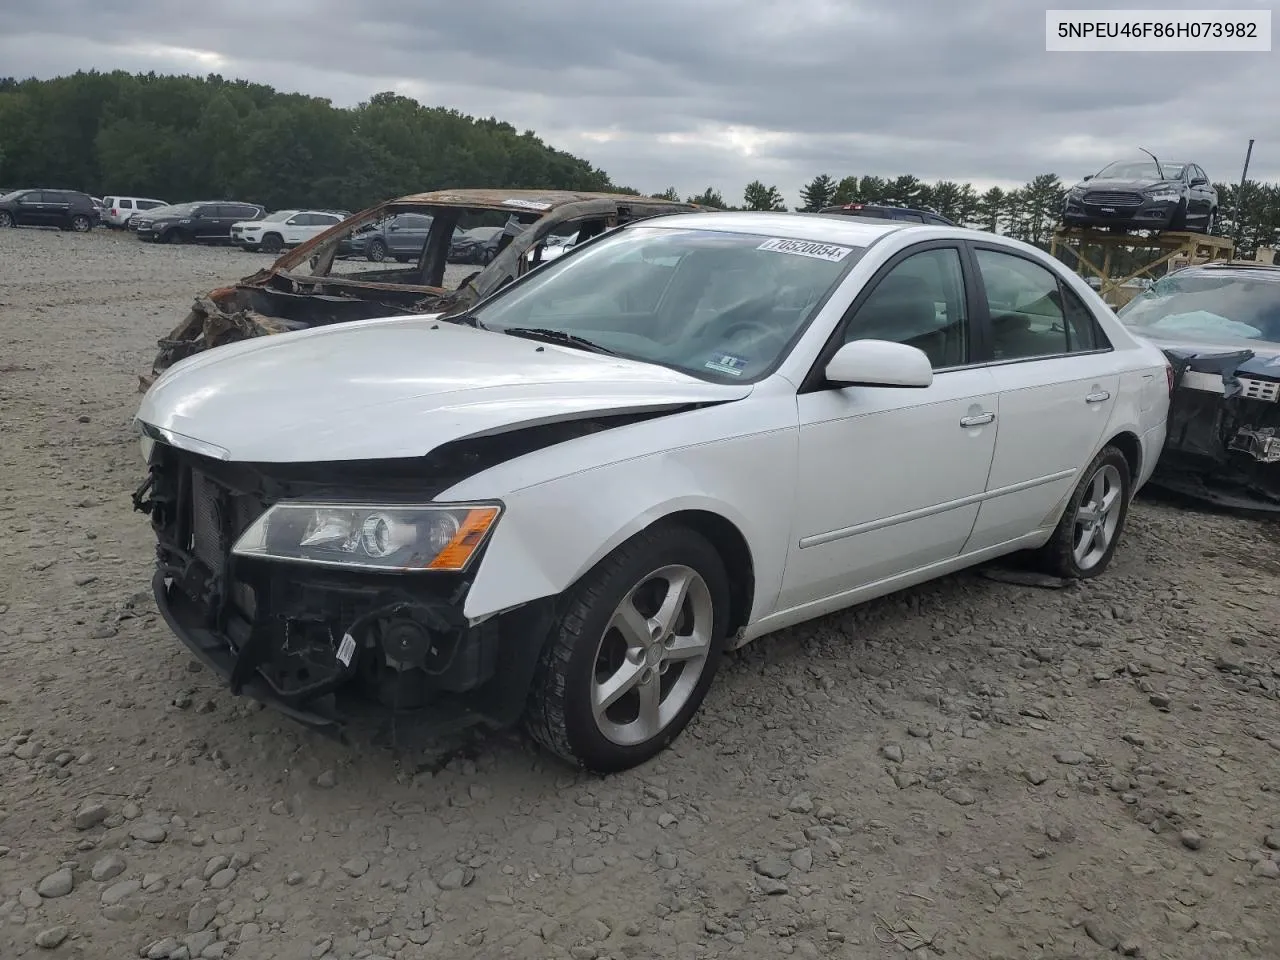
xmin=964 ymin=355 xmax=1120 ymax=552
xmin=777 ymin=368 xmax=999 ymax=610
xmin=824 ymin=339 xmax=933 ymax=387
xmin=137 ymin=216 xmax=1175 ymax=638
xmin=137 ymin=318 xmax=750 ymax=463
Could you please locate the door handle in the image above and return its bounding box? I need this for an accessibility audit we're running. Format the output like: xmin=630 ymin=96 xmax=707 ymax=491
xmin=960 ymin=412 xmax=995 ymax=427
xmin=1085 ymin=391 xmax=1111 ymax=403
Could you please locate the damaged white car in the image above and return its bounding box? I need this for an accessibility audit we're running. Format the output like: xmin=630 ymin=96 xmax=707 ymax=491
xmin=133 ymin=212 xmax=1170 ymax=772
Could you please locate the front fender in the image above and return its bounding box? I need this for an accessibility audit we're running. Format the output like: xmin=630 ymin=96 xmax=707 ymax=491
xmin=452 ymin=426 xmax=798 ymax=623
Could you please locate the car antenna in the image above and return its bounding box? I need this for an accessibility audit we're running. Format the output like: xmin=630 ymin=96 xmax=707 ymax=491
xmin=1138 ymin=146 xmax=1164 ymax=180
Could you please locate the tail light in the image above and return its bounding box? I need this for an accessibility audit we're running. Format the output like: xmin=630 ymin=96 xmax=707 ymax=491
xmin=1165 ymin=362 xmax=1175 ymax=394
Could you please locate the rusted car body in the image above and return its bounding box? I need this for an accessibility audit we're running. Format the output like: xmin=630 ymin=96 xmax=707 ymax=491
xmin=141 ymin=190 xmax=700 ymax=390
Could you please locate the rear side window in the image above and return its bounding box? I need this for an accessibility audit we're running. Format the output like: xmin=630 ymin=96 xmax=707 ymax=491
xmin=137 ymin=200 xmax=163 ymax=210
xmin=976 ymin=249 xmax=1110 ymax=360
xmin=119 ymin=199 xmax=134 ymax=209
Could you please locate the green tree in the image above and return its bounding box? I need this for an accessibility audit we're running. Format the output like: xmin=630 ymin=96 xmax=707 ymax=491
xmin=976 ymin=187 xmax=1006 ymax=233
xmin=743 ymin=180 xmax=786 ymax=211
xmin=650 ymin=186 xmax=680 ymax=201
xmin=687 ymin=187 xmax=729 ymax=208
xmin=798 ymin=173 xmax=835 ymax=211
xmin=830 ymin=175 xmax=860 ymax=205
xmin=0 ymin=70 xmax=627 ymax=209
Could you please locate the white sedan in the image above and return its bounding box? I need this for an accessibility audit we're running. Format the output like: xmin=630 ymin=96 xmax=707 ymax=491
xmin=134 ymin=212 xmax=1171 ymax=772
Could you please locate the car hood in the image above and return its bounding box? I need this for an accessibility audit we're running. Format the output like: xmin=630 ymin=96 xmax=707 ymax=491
xmin=1078 ymin=177 xmax=1176 ymax=192
xmin=136 ymin=316 xmax=752 ymax=463
xmin=233 ymin=220 xmax=266 ymax=229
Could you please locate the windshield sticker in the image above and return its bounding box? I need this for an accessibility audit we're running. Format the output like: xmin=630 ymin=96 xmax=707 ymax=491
xmin=503 ymin=198 xmax=553 ymax=211
xmin=705 ymin=354 xmax=748 ymax=376
xmin=757 ymin=237 xmax=852 ymax=262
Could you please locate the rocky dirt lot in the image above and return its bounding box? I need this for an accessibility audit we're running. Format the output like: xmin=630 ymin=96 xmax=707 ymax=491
xmin=1 ymin=226 xmax=1279 ymax=960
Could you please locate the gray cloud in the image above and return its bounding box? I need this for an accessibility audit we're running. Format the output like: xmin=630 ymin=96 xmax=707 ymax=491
xmin=0 ymin=0 xmax=1273 ymax=205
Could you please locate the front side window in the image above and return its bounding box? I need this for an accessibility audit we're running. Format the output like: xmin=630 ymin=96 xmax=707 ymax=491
xmin=842 ymin=247 xmax=969 ymax=369
xmin=1117 ymin=272 xmax=1280 ymax=346
xmin=468 ymin=225 xmax=863 ymax=382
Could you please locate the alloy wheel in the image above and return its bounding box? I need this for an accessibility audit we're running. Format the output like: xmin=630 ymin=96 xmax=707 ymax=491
xmin=1072 ymin=463 xmax=1122 ymax=571
xmin=590 ymin=564 xmax=714 ymax=746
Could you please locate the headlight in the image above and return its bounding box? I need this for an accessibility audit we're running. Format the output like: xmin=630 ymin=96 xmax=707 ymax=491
xmin=1069 ymin=186 xmax=1085 ymax=197
xmin=231 ymin=502 xmax=501 ymax=572
xmin=139 ymin=435 xmax=155 ymax=464
xmin=1143 ymin=187 xmax=1180 ymax=201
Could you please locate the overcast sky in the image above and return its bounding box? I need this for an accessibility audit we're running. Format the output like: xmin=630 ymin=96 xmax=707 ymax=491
xmin=0 ymin=0 xmax=1273 ymax=206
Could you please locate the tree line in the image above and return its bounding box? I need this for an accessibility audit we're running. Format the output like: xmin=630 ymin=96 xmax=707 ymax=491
xmin=3 ymin=71 xmax=1276 ymax=259
xmin=655 ymin=173 xmax=1280 ymax=257
xmin=0 ymin=71 xmax=621 ymax=213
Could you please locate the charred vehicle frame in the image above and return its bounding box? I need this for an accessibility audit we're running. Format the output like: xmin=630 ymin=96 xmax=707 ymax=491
xmin=141 ymin=189 xmax=700 ymax=390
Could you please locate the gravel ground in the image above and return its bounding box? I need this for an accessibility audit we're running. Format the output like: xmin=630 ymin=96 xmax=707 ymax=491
xmin=1 ymin=226 xmax=1279 ymax=960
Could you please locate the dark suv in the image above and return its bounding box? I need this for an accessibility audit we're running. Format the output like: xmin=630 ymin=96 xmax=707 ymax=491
xmin=819 ymin=202 xmax=954 ymax=225
xmin=0 ymin=189 xmax=100 ymax=232
xmin=133 ymin=201 xmax=265 ymax=244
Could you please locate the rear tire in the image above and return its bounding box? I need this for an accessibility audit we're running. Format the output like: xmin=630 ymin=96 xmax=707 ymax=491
xmin=260 ymin=233 xmax=283 ymax=254
xmin=366 ymin=239 xmax=387 ymax=262
xmin=1033 ymin=445 xmax=1132 ymax=579
xmin=525 ymin=524 xmax=730 ymax=772
xmin=70 ymin=215 xmax=92 ymax=232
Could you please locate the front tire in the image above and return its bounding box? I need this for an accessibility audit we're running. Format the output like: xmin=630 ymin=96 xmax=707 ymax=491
xmin=525 ymin=524 xmax=730 ymax=772
xmin=1168 ymin=200 xmax=1188 ymax=231
xmin=366 ymin=238 xmax=388 ymax=262
xmin=1034 ymin=445 xmax=1132 ymax=579
xmin=0 ymin=211 xmax=14 ymax=228
xmin=260 ymin=233 xmax=283 ymax=254
xmin=1205 ymin=208 xmax=1216 ymax=234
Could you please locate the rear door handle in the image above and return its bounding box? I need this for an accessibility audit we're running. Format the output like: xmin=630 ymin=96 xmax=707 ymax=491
xmin=1085 ymin=391 xmax=1111 ymax=403
xmin=960 ymin=412 xmax=995 ymax=427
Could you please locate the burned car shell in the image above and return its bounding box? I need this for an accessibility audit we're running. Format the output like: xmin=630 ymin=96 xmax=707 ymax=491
xmin=1116 ymin=262 xmax=1280 ymax=510
xmin=141 ymin=189 xmax=701 ymax=390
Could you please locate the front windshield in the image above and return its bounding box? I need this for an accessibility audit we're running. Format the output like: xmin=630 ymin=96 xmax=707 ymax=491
xmin=468 ymin=225 xmax=862 ymax=381
xmin=1096 ymin=160 xmax=1185 ymax=181
xmin=1117 ymin=272 xmax=1280 ymax=346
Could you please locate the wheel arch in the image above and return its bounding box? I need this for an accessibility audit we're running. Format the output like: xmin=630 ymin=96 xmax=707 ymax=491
xmin=1104 ymin=429 xmax=1142 ymax=490
xmin=650 ymin=509 xmax=755 ymax=644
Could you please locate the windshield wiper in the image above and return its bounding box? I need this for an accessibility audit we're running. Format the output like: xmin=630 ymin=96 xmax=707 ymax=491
xmin=499 ymin=327 xmax=616 ymax=355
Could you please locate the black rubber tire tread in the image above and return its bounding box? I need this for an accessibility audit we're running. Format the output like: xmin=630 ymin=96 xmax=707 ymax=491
xmin=1032 ymin=444 xmax=1132 ymax=580
xmin=71 ymin=215 xmax=91 ymax=232
xmin=1169 ymin=201 xmax=1188 ymax=231
xmin=367 ymin=239 xmax=387 ymax=262
xmin=261 ymin=233 xmax=283 ymax=253
xmin=0 ymin=211 xmax=13 ymax=228
xmin=524 ymin=523 xmax=730 ymax=773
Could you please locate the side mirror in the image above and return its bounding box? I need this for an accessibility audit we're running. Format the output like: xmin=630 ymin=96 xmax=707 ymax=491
xmin=1082 ymin=174 xmax=1093 ymax=181
xmin=824 ymin=339 xmax=933 ymax=388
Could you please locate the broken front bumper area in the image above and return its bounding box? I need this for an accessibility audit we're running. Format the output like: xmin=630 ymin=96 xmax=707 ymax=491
xmin=1154 ymin=348 xmax=1280 ymax=511
xmin=136 ymin=444 xmax=553 ymax=740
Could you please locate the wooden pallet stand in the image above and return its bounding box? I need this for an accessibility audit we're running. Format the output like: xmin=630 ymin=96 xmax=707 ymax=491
xmin=1048 ymin=226 xmax=1235 ymax=307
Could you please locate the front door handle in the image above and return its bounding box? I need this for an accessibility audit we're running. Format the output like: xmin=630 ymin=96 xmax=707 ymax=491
xmin=1085 ymin=391 xmax=1111 ymax=403
xmin=960 ymin=412 xmax=995 ymax=427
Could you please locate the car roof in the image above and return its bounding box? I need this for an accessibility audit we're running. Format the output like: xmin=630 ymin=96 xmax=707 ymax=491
xmin=388 ymin=188 xmax=698 ymax=213
xmin=637 ymin=210 xmax=908 ymax=245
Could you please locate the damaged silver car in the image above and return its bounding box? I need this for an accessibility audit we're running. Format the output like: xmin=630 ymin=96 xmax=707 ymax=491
xmin=1116 ymin=261 xmax=1280 ymax=510
xmin=140 ymin=189 xmax=700 ymax=391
